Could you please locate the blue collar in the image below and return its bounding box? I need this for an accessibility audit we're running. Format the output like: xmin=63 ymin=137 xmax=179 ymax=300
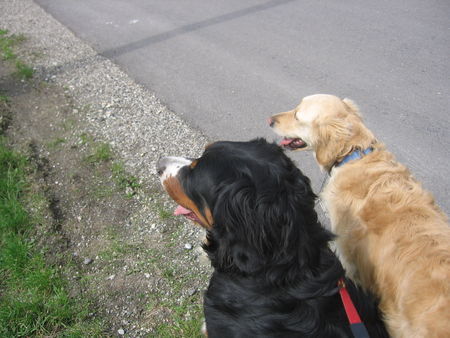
xmin=335 ymin=147 xmax=373 ymax=168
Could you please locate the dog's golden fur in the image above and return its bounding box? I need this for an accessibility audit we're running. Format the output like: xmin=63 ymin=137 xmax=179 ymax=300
xmin=270 ymin=94 xmax=450 ymax=337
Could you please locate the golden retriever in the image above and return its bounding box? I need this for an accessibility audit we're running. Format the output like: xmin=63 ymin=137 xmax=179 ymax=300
xmin=269 ymin=94 xmax=450 ymax=337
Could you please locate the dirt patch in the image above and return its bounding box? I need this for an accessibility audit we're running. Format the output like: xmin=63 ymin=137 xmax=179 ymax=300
xmin=1 ymin=55 xmax=210 ymax=336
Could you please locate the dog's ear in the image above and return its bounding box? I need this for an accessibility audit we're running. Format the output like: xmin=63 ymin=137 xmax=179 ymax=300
xmin=314 ymin=100 xmax=376 ymax=170
xmin=214 ymin=180 xmax=258 ymax=242
xmin=211 ymin=180 xmax=266 ymax=273
xmin=314 ymin=118 xmax=352 ymax=170
xmin=212 ymin=171 xmax=318 ymax=273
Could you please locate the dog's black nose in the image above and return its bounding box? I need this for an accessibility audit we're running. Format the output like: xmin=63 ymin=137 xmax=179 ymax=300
xmin=156 ymin=158 xmax=166 ymax=176
xmin=268 ymin=117 xmax=275 ymax=127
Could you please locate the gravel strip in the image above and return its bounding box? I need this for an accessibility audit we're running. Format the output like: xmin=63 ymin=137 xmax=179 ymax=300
xmin=0 ymin=0 xmax=209 ymax=183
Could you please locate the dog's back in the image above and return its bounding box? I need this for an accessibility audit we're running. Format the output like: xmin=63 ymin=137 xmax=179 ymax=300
xmin=204 ymin=244 xmax=388 ymax=338
xmin=324 ymin=144 xmax=450 ymax=338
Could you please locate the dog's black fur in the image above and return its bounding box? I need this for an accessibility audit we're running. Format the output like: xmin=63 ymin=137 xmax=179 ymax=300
xmin=176 ymin=139 xmax=388 ymax=337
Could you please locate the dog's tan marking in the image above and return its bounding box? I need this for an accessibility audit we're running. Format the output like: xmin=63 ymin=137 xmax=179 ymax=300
xmin=190 ymin=159 xmax=199 ymax=169
xmin=163 ymin=176 xmax=213 ymax=229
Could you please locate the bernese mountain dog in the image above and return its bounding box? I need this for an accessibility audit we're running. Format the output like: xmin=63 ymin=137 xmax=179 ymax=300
xmin=157 ymin=138 xmax=388 ymax=337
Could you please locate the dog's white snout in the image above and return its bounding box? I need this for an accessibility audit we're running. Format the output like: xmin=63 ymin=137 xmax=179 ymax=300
xmin=156 ymin=156 xmax=192 ymax=183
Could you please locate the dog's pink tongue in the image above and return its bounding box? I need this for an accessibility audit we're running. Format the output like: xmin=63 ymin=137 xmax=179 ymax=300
xmin=174 ymin=205 xmax=192 ymax=216
xmin=280 ymin=138 xmax=294 ymax=146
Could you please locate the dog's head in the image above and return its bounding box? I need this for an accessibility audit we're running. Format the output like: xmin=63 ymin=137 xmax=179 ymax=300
xmin=157 ymin=139 xmax=328 ymax=275
xmin=269 ymin=94 xmax=376 ymax=171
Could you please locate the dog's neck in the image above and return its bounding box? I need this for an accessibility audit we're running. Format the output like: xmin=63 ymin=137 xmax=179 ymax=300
xmin=329 ymin=147 xmax=374 ymax=173
xmin=203 ymin=223 xmax=339 ymax=286
xmin=316 ymin=137 xmax=377 ymax=173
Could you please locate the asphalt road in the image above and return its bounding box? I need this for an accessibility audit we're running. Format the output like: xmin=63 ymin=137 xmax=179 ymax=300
xmin=35 ymin=0 xmax=449 ymax=213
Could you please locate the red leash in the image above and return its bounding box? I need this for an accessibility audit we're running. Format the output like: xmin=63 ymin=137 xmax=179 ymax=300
xmin=338 ymin=278 xmax=370 ymax=338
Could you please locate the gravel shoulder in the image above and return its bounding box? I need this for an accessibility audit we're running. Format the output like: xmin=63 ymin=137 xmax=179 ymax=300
xmin=1 ymin=0 xmax=212 ymax=336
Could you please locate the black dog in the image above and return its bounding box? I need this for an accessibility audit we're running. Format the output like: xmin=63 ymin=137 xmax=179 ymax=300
xmin=157 ymin=139 xmax=388 ymax=337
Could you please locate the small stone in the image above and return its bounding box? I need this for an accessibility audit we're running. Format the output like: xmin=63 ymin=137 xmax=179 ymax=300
xmin=83 ymin=258 xmax=93 ymax=265
xmin=144 ymin=273 xmax=150 ymax=278
xmin=107 ymin=274 xmax=115 ymax=280
xmin=118 ymin=328 xmax=125 ymax=335
xmin=184 ymin=243 xmax=193 ymax=250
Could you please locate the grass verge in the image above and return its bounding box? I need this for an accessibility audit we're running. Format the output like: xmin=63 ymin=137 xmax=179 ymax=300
xmin=1 ymin=24 xmax=208 ymax=335
xmin=0 ymin=137 xmax=103 ymax=336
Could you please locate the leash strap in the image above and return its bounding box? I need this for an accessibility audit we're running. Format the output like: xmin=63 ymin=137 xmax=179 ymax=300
xmin=338 ymin=278 xmax=370 ymax=338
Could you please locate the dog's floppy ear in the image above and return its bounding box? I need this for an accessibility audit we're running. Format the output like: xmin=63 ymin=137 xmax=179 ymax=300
xmin=212 ymin=179 xmax=265 ymax=273
xmin=314 ymin=99 xmax=376 ymax=170
xmin=314 ymin=118 xmax=352 ymax=170
xmin=212 ymin=169 xmax=317 ymax=274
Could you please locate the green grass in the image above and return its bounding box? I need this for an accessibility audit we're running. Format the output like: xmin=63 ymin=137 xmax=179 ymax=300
xmin=155 ymin=300 xmax=204 ymax=337
xmin=85 ymin=142 xmax=113 ymax=164
xmin=0 ymin=29 xmax=15 ymax=61
xmin=139 ymin=244 xmax=205 ymax=337
xmin=47 ymin=137 xmax=66 ymax=149
xmin=79 ymin=132 xmax=93 ymax=145
xmin=111 ymin=161 xmax=141 ymax=197
xmin=0 ymin=93 xmax=9 ymax=103
xmin=0 ymin=137 xmax=104 ymax=336
xmin=15 ymin=60 xmax=34 ymax=79
xmin=0 ymin=29 xmax=34 ymax=79
xmin=157 ymin=203 xmax=173 ymax=220
xmin=79 ymin=133 xmax=141 ymax=197
xmin=87 ymin=160 xmax=142 ymax=199
xmin=152 ymin=266 xmax=204 ymax=337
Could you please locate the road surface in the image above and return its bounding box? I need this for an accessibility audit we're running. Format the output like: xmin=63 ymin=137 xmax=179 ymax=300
xmin=35 ymin=0 xmax=450 ymax=213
